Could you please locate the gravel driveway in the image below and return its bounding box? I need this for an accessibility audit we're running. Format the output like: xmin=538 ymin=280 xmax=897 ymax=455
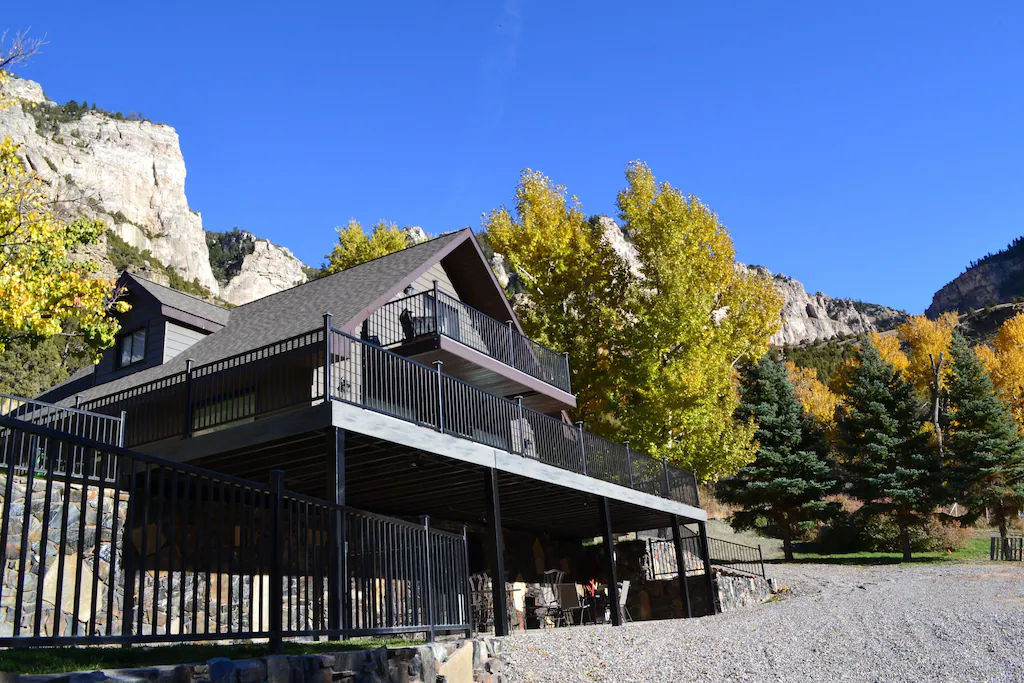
xmin=502 ymin=563 xmax=1024 ymax=682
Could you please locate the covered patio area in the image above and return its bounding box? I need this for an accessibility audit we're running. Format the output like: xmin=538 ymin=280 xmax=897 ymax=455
xmin=140 ymin=400 xmax=715 ymax=636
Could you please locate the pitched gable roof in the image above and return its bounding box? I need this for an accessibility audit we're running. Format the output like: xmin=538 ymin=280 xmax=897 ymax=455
xmin=124 ymin=273 xmax=231 ymax=326
xmin=57 ymin=230 xmax=472 ymax=404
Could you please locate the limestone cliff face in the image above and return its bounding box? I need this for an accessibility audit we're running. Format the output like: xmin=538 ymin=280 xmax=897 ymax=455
xmin=926 ymin=241 xmax=1024 ymax=317
xmin=748 ymin=266 xmax=906 ymax=346
xmin=0 ymin=77 xmax=218 ymax=291
xmin=219 ymin=237 xmax=308 ymax=306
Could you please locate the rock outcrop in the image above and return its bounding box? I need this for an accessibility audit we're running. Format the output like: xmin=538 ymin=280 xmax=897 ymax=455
xmin=0 ymin=77 xmax=218 ymax=292
xmin=749 ymin=266 xmax=906 ymax=346
xmin=926 ymin=238 xmax=1024 ymax=317
xmin=0 ymin=76 xmax=315 ymax=306
xmin=219 ymin=238 xmax=308 ymax=306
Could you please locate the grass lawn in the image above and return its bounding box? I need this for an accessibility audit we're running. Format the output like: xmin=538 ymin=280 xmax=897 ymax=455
xmin=0 ymin=638 xmax=423 ymax=675
xmin=783 ymin=534 xmax=992 ymax=565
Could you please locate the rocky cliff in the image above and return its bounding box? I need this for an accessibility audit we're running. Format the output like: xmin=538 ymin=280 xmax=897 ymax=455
xmin=584 ymin=217 xmax=905 ymax=346
xmin=926 ymin=236 xmax=1024 ymax=318
xmin=747 ymin=266 xmax=906 ymax=346
xmin=0 ymin=77 xmax=307 ymax=305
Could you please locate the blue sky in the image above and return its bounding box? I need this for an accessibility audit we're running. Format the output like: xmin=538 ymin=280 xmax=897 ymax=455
xmin=5 ymin=1 xmax=1024 ymax=313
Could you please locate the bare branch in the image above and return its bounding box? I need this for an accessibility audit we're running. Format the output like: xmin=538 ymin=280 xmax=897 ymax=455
xmin=0 ymin=29 xmax=47 ymax=73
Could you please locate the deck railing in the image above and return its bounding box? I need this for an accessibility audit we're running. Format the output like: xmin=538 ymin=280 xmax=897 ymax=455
xmin=327 ymin=326 xmax=699 ymax=507
xmin=365 ymin=289 xmax=572 ymax=393
xmin=0 ymin=416 xmax=470 ymax=647
xmin=0 ymin=392 xmax=123 ymax=480
xmin=647 ymin=535 xmax=766 ymax=579
xmin=80 ymin=323 xmax=701 ymax=508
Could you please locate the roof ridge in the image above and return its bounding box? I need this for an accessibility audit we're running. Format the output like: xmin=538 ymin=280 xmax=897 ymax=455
xmin=232 ymin=228 xmax=471 ymax=310
xmin=125 ymin=272 xmax=227 ymax=310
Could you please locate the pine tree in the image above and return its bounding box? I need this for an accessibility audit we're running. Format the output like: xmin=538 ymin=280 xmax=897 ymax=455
xmin=837 ymin=338 xmax=945 ymax=560
xmin=946 ymin=333 xmax=1024 ymax=546
xmin=717 ymin=357 xmax=840 ymax=560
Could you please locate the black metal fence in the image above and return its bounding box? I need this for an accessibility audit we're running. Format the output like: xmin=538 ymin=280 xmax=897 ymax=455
xmin=647 ymin=535 xmax=766 ymax=580
xmin=990 ymin=536 xmax=1024 ymax=561
xmin=79 ymin=321 xmax=700 ymax=508
xmin=365 ymin=288 xmax=572 ymax=393
xmin=0 ymin=416 xmax=470 ymax=647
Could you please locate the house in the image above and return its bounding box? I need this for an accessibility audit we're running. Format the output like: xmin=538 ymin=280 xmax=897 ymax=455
xmin=37 ymin=228 xmax=711 ymax=635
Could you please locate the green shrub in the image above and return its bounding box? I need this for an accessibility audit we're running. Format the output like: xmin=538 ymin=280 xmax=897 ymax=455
xmin=815 ymin=511 xmax=970 ymax=553
xmin=206 ymin=228 xmax=255 ymax=283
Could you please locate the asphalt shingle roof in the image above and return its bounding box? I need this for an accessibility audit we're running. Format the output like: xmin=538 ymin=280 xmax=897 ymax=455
xmin=63 ymin=230 xmax=469 ymax=405
xmin=127 ymin=274 xmax=232 ymax=326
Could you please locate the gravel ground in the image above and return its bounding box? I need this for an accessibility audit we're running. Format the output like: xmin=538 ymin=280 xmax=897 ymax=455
xmin=502 ymin=563 xmax=1024 ymax=682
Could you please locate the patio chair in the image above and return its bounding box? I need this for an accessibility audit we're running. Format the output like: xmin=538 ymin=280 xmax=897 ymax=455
xmin=618 ymin=580 xmax=632 ymax=622
xmin=558 ymin=583 xmax=591 ymax=626
xmin=535 ymin=583 xmax=568 ymax=628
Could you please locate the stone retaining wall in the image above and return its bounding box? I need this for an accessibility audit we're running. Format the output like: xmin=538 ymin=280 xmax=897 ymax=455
xmin=9 ymin=639 xmax=504 ymax=683
xmin=626 ymin=568 xmax=775 ymax=619
xmin=714 ymin=567 xmax=775 ymax=612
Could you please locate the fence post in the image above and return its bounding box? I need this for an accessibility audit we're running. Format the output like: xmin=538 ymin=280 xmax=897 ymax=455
xmin=507 ymin=321 xmax=516 ymax=369
xmin=698 ymin=521 xmax=718 ymax=615
xmin=662 ymin=457 xmax=670 ymax=498
xmin=461 ymin=524 xmax=473 ymax=638
xmin=118 ymin=410 xmax=127 ymax=448
xmin=183 ymin=359 xmax=194 ymax=438
xmin=432 ymin=280 xmax=441 ymax=339
xmin=693 ymin=470 xmax=701 ymax=507
xmin=269 ymin=470 xmax=285 ymax=654
xmin=563 ymin=352 xmax=572 ymax=394
xmin=421 ymin=515 xmax=435 ymax=643
xmin=514 ymin=396 xmax=525 ymax=455
xmin=323 ymin=313 xmax=333 ymax=400
xmin=433 ymin=361 xmax=445 ymax=433
xmin=625 ymin=441 xmax=633 ymax=488
xmin=758 ymin=544 xmax=765 ymax=579
xmin=575 ymin=421 xmax=587 ymax=475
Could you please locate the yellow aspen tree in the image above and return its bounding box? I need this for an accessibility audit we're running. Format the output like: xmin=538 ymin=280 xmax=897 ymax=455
xmin=978 ymin=312 xmax=1024 ymax=431
xmin=322 ymin=219 xmax=409 ymax=274
xmin=868 ymin=330 xmax=910 ymax=377
xmin=486 ymin=163 xmax=783 ymax=479
xmin=784 ymin=361 xmax=840 ymax=431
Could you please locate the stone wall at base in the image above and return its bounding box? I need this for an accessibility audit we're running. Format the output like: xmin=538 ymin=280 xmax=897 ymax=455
xmin=713 ymin=568 xmax=774 ymax=613
xmin=626 ymin=568 xmax=775 ymax=620
xmin=13 ymin=639 xmax=504 ymax=683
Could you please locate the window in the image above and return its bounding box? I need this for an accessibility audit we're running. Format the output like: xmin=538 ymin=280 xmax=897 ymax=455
xmin=117 ymin=328 xmax=147 ymax=368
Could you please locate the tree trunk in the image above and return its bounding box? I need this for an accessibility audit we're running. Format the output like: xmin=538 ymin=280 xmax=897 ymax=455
xmin=899 ymin=523 xmax=913 ymax=561
xmin=998 ymin=505 xmax=1009 ymax=560
xmin=929 ymin=353 xmax=944 ymax=458
xmin=781 ymin=526 xmax=794 ymax=561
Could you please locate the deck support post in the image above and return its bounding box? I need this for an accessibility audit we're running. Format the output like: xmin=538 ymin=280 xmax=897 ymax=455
xmin=326 ymin=426 xmax=348 ymax=637
xmin=669 ymin=514 xmax=692 ymax=618
xmin=599 ymin=497 xmax=622 ymax=626
xmin=269 ymin=470 xmax=285 ymax=653
xmin=483 ymin=467 xmax=509 ymax=636
xmin=323 ymin=313 xmax=333 ymax=400
xmin=576 ymin=421 xmax=587 ymax=475
xmin=183 ymin=359 xmax=194 ymax=438
xmin=697 ymin=520 xmax=718 ymax=615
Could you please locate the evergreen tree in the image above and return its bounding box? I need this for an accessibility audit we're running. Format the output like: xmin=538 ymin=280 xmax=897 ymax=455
xmin=837 ymin=338 xmax=945 ymax=560
xmin=717 ymin=357 xmax=840 ymax=560
xmin=946 ymin=333 xmax=1024 ymax=545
